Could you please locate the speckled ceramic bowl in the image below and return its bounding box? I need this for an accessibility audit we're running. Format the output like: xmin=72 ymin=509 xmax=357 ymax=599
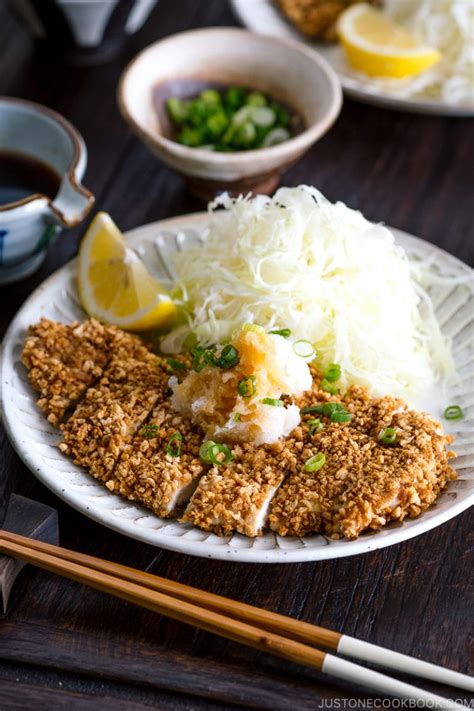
xmin=117 ymin=28 xmax=342 ymax=200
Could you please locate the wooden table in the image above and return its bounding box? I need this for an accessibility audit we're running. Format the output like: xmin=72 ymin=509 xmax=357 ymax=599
xmin=1 ymin=1 xmax=472 ymax=708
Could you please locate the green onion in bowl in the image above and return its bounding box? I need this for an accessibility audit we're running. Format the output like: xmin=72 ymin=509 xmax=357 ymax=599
xmin=165 ymin=86 xmax=295 ymax=152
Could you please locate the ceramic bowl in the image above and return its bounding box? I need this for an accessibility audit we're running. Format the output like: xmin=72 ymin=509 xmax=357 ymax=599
xmin=117 ymin=27 xmax=342 ymax=200
xmin=11 ymin=0 xmax=158 ymax=66
xmin=0 ymin=97 xmax=94 ymax=284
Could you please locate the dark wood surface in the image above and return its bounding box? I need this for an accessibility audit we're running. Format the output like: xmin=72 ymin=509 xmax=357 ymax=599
xmin=0 ymin=1 xmax=473 ymax=709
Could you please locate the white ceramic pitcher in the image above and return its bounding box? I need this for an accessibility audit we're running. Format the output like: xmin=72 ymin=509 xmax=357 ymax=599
xmin=0 ymin=97 xmax=94 ymax=284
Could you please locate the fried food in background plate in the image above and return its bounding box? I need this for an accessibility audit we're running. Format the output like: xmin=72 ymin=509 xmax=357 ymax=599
xmin=275 ymin=0 xmax=381 ymax=41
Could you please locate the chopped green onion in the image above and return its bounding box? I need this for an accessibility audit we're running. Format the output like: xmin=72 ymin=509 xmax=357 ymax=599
xmin=166 ymin=432 xmax=183 ymax=457
xmin=248 ymin=106 xmax=275 ymax=127
xmin=304 ymin=452 xmax=326 ymax=472
xmin=206 ymin=110 xmax=228 ymax=138
xmin=324 ymin=363 xmax=341 ymax=383
xmin=140 ymin=424 xmax=158 ymax=439
xmin=444 ymin=405 xmax=464 ymax=421
xmin=234 ymin=120 xmax=256 ymax=148
xmin=165 ymin=97 xmax=190 ymax=124
xmin=331 ymin=411 xmax=353 ymax=423
xmin=245 ymin=91 xmax=267 ymax=107
xmin=301 ymin=402 xmax=345 ymax=415
xmin=199 ymin=440 xmax=216 ymax=463
xmin=178 ymin=126 xmax=205 ymax=147
xmin=301 ymin=402 xmax=352 ymax=423
xmin=167 ymin=358 xmax=186 ymax=372
xmin=269 ymin=328 xmax=292 ymax=338
xmin=167 ymin=85 xmax=292 ymax=152
xmin=212 ymin=344 xmax=240 ymax=369
xmin=200 ymin=89 xmax=221 ymax=104
xmin=262 ymin=127 xmax=290 ymax=147
xmin=225 ymin=86 xmax=246 ymax=110
xmin=233 ymin=413 xmax=242 ymax=422
xmin=308 ymin=418 xmax=323 ymax=435
xmin=242 ymin=323 xmax=265 ymax=334
xmin=261 ymin=398 xmax=284 ymax=407
xmin=191 ymin=346 xmax=213 ymax=372
xmin=293 ymin=340 xmax=315 ymax=360
xmin=378 ymin=427 xmax=397 ymax=445
xmin=200 ymin=440 xmax=235 ymax=466
xmin=238 ymin=375 xmax=257 ymax=398
xmin=320 ymin=379 xmax=339 ymax=395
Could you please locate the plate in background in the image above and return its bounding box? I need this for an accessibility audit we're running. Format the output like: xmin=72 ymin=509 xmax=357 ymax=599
xmin=231 ymin=0 xmax=474 ymax=118
xmin=1 ymin=212 xmax=473 ymax=562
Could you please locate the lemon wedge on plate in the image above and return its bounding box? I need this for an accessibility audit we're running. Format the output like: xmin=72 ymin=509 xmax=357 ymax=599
xmin=78 ymin=212 xmax=177 ymax=331
xmin=337 ymin=3 xmax=441 ymax=79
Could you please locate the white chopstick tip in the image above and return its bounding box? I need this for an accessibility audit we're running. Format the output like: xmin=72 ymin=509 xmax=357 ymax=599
xmin=322 ymin=654 xmax=467 ymax=708
xmin=337 ymin=636 xmax=474 ymax=694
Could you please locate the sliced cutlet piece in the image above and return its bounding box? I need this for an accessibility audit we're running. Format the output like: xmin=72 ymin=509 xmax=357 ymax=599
xmin=111 ymin=401 xmax=206 ymax=517
xmin=59 ymin=353 xmax=169 ymax=482
xmin=181 ymin=441 xmax=298 ymax=537
xmin=21 ymin=318 xmax=150 ymax=425
xmin=269 ymin=407 xmax=457 ymax=540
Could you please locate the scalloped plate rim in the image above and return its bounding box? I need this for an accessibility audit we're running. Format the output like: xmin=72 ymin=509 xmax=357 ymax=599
xmin=1 ymin=211 xmax=473 ymax=563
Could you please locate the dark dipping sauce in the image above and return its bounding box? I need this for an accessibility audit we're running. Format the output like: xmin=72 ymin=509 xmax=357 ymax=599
xmin=0 ymin=151 xmax=61 ymax=206
xmin=153 ymin=79 xmax=305 ymax=151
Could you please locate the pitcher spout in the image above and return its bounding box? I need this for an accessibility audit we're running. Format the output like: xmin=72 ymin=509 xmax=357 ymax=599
xmin=50 ymin=174 xmax=95 ymax=228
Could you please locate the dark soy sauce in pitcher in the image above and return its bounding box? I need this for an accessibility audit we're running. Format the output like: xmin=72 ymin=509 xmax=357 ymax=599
xmin=0 ymin=151 xmax=61 ymax=206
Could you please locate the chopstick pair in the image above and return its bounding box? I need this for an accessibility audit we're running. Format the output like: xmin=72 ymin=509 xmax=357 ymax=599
xmin=0 ymin=531 xmax=471 ymax=707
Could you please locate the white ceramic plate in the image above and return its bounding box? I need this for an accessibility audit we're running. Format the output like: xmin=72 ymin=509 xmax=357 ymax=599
xmin=231 ymin=0 xmax=474 ymax=118
xmin=1 ymin=212 xmax=473 ymax=562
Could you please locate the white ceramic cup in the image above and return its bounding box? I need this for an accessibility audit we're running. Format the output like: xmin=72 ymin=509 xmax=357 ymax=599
xmin=0 ymin=97 xmax=94 ymax=284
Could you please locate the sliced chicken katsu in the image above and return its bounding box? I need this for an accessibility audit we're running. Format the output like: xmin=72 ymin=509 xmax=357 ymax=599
xmin=21 ymin=318 xmax=149 ymax=425
xmin=181 ymin=441 xmax=299 ymax=537
xmin=112 ymin=400 xmax=206 ymax=518
xmin=22 ymin=319 xmax=457 ymax=542
xmin=59 ymin=354 xmax=169 ymax=482
xmin=269 ymin=402 xmax=457 ymax=539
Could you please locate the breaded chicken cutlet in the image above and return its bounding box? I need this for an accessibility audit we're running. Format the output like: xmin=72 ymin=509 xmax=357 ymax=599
xmin=22 ymin=319 xmax=457 ymax=540
xmin=113 ymin=399 xmax=206 ymax=517
xmin=59 ymin=353 xmax=169 ymax=483
xmin=21 ymin=318 xmax=150 ymax=425
xmin=275 ymin=0 xmax=380 ymax=41
xmin=182 ymin=441 xmax=297 ymax=537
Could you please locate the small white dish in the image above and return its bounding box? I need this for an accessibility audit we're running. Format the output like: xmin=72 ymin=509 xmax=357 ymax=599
xmin=231 ymin=0 xmax=474 ymax=118
xmin=0 ymin=97 xmax=94 ymax=284
xmin=117 ymin=27 xmax=342 ymax=200
xmin=0 ymin=213 xmax=472 ymax=563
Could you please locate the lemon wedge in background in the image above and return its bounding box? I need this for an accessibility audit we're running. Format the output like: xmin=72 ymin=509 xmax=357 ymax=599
xmin=78 ymin=212 xmax=177 ymax=331
xmin=337 ymin=3 xmax=441 ymax=79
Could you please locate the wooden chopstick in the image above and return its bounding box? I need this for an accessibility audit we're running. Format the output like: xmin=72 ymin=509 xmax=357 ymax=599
xmin=0 ymin=533 xmax=468 ymax=707
xmin=1 ymin=530 xmax=471 ymax=694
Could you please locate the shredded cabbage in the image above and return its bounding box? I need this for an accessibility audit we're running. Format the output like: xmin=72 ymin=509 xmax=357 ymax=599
xmin=368 ymin=0 xmax=474 ymax=105
xmin=162 ymin=186 xmax=456 ymax=400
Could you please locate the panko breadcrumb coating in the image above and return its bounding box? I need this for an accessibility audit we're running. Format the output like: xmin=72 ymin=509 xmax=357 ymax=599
xmin=182 ymin=441 xmax=296 ymax=537
xmin=276 ymin=0 xmax=380 ymax=41
xmin=270 ymin=394 xmax=456 ymax=539
xmin=22 ymin=319 xmax=457 ymax=541
xmin=113 ymin=400 xmax=206 ymax=517
xmin=21 ymin=318 xmax=149 ymax=425
xmin=59 ymin=354 xmax=168 ymax=482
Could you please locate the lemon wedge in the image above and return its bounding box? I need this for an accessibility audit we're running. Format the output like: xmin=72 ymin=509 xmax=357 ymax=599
xmin=78 ymin=212 xmax=177 ymax=331
xmin=337 ymin=3 xmax=441 ymax=79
